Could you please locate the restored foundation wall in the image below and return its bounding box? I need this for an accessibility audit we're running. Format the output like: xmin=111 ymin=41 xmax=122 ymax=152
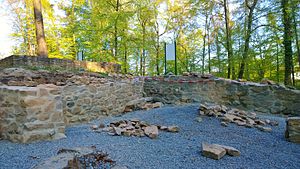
xmin=0 ymin=55 xmax=121 ymax=73
xmin=0 ymin=79 xmax=143 ymax=142
xmin=144 ymin=76 xmax=300 ymax=116
xmin=0 ymin=85 xmax=65 ymax=143
xmin=62 ymin=80 xmax=144 ymax=124
xmin=1 ymin=74 xmax=300 ymax=143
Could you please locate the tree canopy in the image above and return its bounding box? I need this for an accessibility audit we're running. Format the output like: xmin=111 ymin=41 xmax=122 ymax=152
xmin=5 ymin=0 xmax=300 ymax=86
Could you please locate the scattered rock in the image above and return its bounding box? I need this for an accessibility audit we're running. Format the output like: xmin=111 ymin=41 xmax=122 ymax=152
xmin=269 ymin=120 xmax=279 ymax=126
xmin=99 ymin=123 xmax=105 ymax=128
xmin=167 ymin=126 xmax=180 ymax=133
xmin=90 ymin=125 xmax=98 ymax=130
xmin=213 ymin=144 xmax=241 ymax=157
xmin=159 ymin=126 xmax=168 ymax=130
xmin=198 ymin=103 xmax=278 ymax=132
xmin=144 ymin=125 xmax=159 ymax=139
xmin=202 ymin=143 xmax=226 ymax=160
xmin=221 ymin=122 xmax=228 ymax=127
xmin=33 ymin=147 xmax=115 ymax=169
xmin=256 ymin=126 xmax=272 ymax=132
xmin=92 ymin=119 xmax=178 ymax=139
xmin=196 ymin=117 xmax=203 ymax=123
xmin=113 ymin=127 xmax=123 ymax=136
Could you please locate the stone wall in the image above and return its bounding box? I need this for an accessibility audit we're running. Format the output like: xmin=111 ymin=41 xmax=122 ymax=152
xmin=0 ymin=55 xmax=121 ymax=73
xmin=62 ymin=80 xmax=144 ymax=124
xmin=0 ymin=77 xmax=144 ymax=143
xmin=1 ymin=71 xmax=300 ymax=143
xmin=144 ymin=76 xmax=300 ymax=116
xmin=0 ymin=85 xmax=66 ymax=143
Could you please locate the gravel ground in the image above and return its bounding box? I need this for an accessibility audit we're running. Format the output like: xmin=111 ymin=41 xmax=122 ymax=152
xmin=0 ymin=104 xmax=299 ymax=169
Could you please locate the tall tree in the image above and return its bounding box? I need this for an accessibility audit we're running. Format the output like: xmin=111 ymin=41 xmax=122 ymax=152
xmin=281 ymin=0 xmax=293 ymax=85
xmin=223 ymin=0 xmax=233 ymax=79
xmin=238 ymin=0 xmax=258 ymax=79
xmin=33 ymin=0 xmax=48 ymax=57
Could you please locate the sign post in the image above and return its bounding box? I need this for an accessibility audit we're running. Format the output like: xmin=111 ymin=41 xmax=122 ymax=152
xmin=165 ymin=41 xmax=177 ymax=75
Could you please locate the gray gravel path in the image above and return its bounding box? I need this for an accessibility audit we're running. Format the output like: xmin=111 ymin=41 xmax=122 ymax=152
xmin=0 ymin=104 xmax=299 ymax=169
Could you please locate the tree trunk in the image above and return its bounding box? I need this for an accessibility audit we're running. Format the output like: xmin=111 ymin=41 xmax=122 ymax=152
xmin=124 ymin=44 xmax=127 ymax=74
xmin=224 ymin=0 xmax=233 ymax=79
xmin=33 ymin=0 xmax=48 ymax=57
xmin=142 ymin=26 xmax=146 ymax=76
xmin=156 ymin=30 xmax=160 ymax=75
xmin=282 ymin=0 xmax=293 ymax=85
xmin=207 ymin=19 xmax=211 ymax=74
xmin=276 ymin=43 xmax=280 ymax=82
xmin=114 ymin=0 xmax=120 ymax=61
xmin=238 ymin=0 xmax=258 ymax=79
xmin=202 ymin=14 xmax=208 ymax=74
xmin=292 ymin=5 xmax=300 ymax=67
xmin=216 ymin=32 xmax=221 ymax=74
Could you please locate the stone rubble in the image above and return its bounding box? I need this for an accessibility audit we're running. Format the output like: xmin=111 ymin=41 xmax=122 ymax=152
xmin=33 ymin=147 xmax=117 ymax=169
xmin=202 ymin=143 xmax=240 ymax=160
xmin=123 ymin=97 xmax=163 ymax=112
xmin=91 ymin=119 xmax=180 ymax=139
xmin=199 ymin=103 xmax=279 ymax=132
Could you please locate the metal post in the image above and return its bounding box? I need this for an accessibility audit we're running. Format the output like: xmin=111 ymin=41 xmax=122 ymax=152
xmin=164 ymin=42 xmax=167 ymax=75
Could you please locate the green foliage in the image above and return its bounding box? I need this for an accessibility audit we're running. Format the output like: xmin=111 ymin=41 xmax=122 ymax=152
xmin=5 ymin=0 xmax=300 ymax=86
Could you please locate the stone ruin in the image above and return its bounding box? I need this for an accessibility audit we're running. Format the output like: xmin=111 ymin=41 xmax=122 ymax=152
xmin=0 ymin=55 xmax=299 ymax=144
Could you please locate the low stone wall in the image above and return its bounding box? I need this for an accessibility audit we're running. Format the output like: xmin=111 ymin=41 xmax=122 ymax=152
xmin=144 ymin=76 xmax=300 ymax=116
xmin=0 ymin=78 xmax=143 ymax=143
xmin=1 ymin=72 xmax=300 ymax=143
xmin=0 ymin=85 xmax=66 ymax=143
xmin=62 ymin=80 xmax=144 ymax=124
xmin=0 ymin=55 xmax=121 ymax=73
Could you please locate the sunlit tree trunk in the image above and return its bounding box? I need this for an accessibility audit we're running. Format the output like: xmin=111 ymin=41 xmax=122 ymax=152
xmin=238 ymin=0 xmax=258 ymax=79
xmin=114 ymin=0 xmax=120 ymax=61
xmin=223 ymin=0 xmax=233 ymax=79
xmin=202 ymin=13 xmax=208 ymax=74
xmin=33 ymin=0 xmax=48 ymax=57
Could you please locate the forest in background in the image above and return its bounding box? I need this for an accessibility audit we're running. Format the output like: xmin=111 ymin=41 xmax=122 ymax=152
xmin=4 ymin=0 xmax=300 ymax=86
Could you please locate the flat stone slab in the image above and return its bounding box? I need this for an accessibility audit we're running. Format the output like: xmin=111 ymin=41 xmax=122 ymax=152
xmin=202 ymin=143 xmax=226 ymax=160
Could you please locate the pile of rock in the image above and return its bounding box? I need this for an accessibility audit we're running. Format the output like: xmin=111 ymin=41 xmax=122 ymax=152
xmin=91 ymin=119 xmax=179 ymax=139
xmin=124 ymin=97 xmax=163 ymax=112
xmin=199 ymin=103 xmax=278 ymax=132
xmin=202 ymin=143 xmax=240 ymax=160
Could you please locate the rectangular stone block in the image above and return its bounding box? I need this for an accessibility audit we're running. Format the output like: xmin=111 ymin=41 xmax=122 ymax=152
xmin=286 ymin=117 xmax=300 ymax=144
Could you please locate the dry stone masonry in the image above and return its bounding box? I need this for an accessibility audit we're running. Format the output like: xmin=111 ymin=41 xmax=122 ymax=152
xmin=0 ymin=55 xmax=121 ymax=73
xmin=0 ymin=85 xmax=66 ymax=143
xmin=144 ymin=74 xmax=300 ymax=116
xmin=1 ymin=67 xmax=300 ymax=143
xmin=285 ymin=117 xmax=300 ymax=143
